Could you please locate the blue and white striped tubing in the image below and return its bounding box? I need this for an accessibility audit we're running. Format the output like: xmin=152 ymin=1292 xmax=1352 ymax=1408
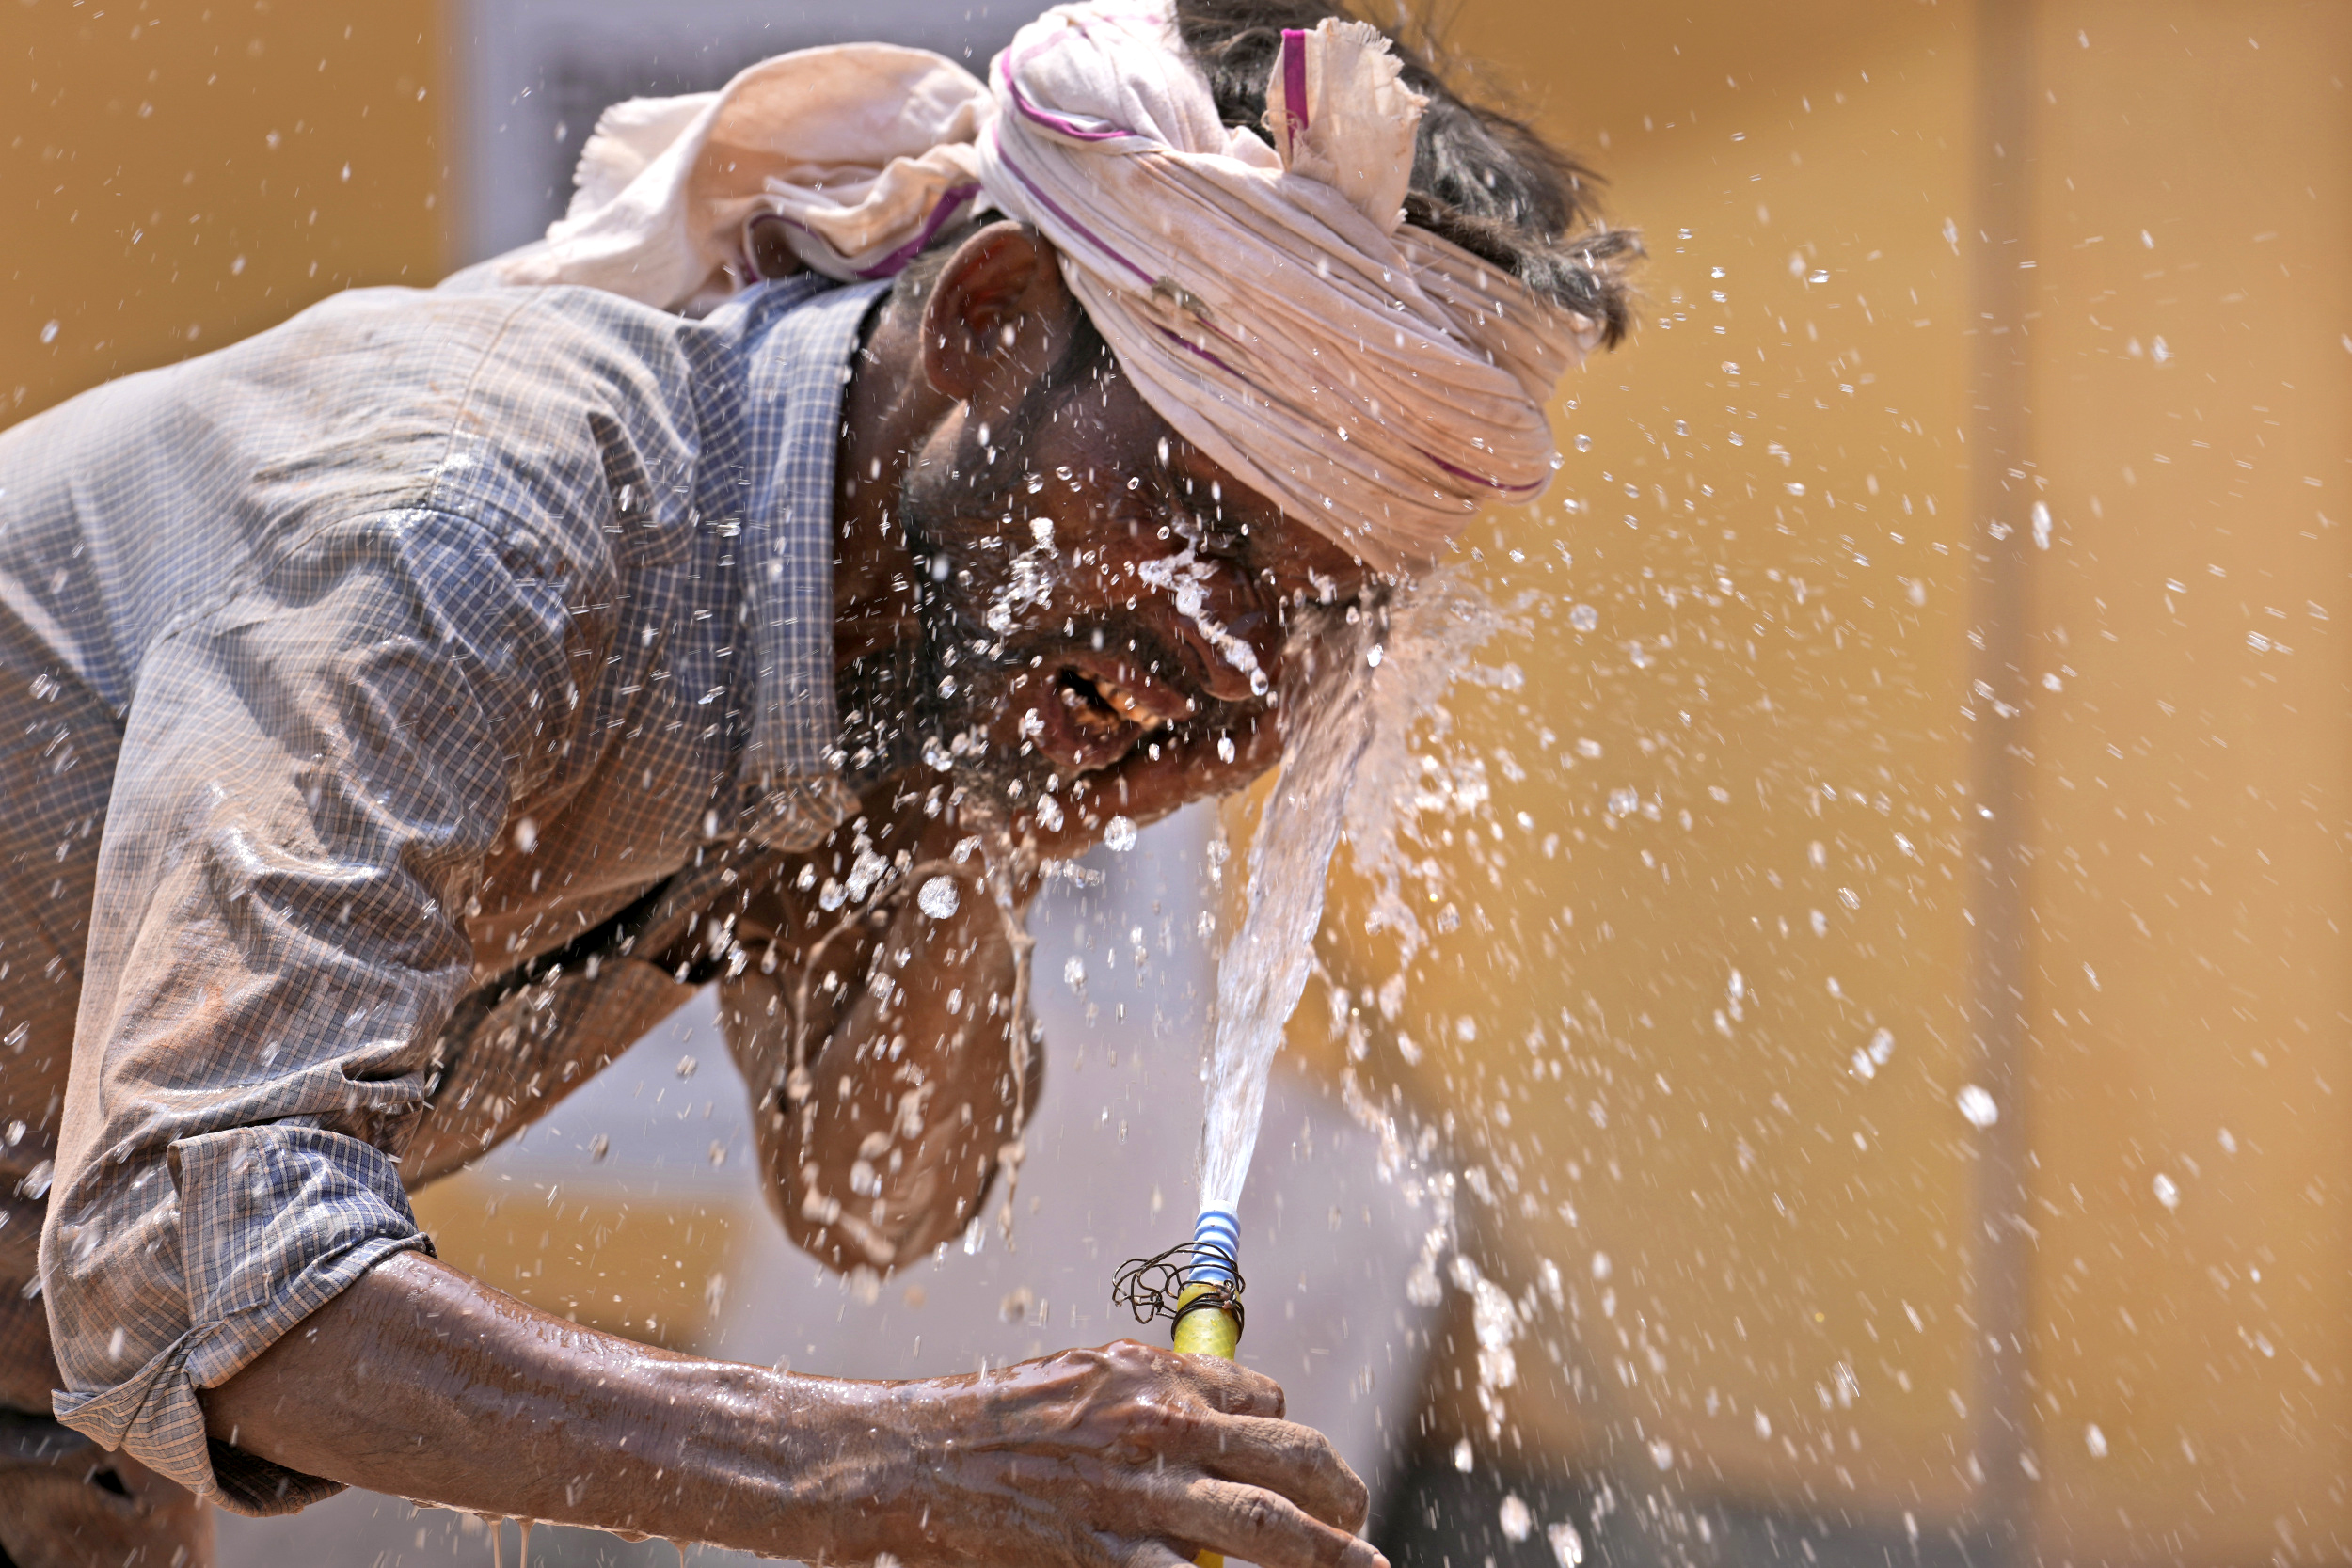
xmin=1189 ymin=1207 xmax=1241 ymax=1288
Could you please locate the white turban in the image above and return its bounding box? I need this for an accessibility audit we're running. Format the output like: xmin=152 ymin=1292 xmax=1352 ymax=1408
xmin=496 ymin=0 xmax=1602 ymax=573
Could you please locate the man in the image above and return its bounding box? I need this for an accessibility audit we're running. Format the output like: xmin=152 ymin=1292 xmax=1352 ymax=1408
xmin=0 ymin=0 xmax=1631 ymax=1560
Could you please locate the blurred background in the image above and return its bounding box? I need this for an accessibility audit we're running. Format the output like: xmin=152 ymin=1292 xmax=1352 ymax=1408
xmin=6 ymin=1 xmax=2348 ymax=1565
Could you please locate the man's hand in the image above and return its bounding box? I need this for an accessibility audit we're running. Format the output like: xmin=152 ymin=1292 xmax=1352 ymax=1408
xmin=201 ymin=1254 xmax=1384 ymax=1568
xmin=834 ymin=1340 xmax=1380 ymax=1568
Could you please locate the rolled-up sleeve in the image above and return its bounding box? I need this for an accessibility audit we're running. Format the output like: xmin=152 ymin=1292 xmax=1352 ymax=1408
xmin=40 ymin=503 xmax=605 ymax=1512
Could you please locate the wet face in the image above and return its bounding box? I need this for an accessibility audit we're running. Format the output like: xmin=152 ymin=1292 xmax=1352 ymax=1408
xmin=902 ymin=357 xmax=1368 ymax=808
xmin=840 ymin=223 xmax=1375 ymax=835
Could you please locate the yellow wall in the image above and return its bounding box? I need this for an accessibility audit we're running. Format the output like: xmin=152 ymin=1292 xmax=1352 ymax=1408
xmin=1298 ymin=1 xmax=2352 ymax=1560
xmin=4 ymin=0 xmax=450 ymax=429
xmin=2017 ymin=5 xmax=2352 ymax=1560
xmin=416 ymin=1169 xmax=747 ymax=1351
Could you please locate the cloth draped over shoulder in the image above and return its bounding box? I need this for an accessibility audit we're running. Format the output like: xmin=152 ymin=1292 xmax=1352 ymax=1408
xmin=494 ymin=0 xmax=1602 ymax=574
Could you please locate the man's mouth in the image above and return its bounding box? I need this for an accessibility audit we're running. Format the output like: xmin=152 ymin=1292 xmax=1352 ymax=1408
xmin=1031 ymin=651 xmax=1200 ymax=772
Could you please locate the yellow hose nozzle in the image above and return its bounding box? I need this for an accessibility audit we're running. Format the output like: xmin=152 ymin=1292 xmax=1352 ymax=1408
xmin=1170 ymin=1283 xmax=1241 ymax=1567
xmin=1170 ymin=1281 xmax=1243 ymax=1359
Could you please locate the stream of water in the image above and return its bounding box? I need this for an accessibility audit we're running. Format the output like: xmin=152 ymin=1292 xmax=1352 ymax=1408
xmin=1196 ymin=575 xmax=1515 ymax=1222
xmin=1195 ymin=605 xmax=1379 ymax=1214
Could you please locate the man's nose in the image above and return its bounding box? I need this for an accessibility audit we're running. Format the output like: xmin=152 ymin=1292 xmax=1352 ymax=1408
xmin=1192 ymin=590 xmax=1281 ymax=704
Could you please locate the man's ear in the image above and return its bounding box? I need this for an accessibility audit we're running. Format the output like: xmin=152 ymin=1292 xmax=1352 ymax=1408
xmin=918 ymin=221 xmax=1073 ymax=402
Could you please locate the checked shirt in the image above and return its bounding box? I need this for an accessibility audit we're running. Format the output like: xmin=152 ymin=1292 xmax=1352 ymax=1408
xmin=0 ymin=269 xmax=883 ymax=1510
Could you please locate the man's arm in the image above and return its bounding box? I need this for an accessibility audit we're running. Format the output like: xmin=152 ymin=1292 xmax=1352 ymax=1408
xmin=203 ymin=1250 xmax=1381 ymax=1568
xmin=198 ymin=722 xmax=1379 ymax=1562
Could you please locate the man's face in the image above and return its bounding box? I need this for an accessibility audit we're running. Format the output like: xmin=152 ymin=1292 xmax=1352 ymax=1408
xmin=898 ymin=340 xmax=1373 ymax=825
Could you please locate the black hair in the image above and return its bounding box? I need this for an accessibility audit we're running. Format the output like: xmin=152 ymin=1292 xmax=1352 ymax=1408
xmin=892 ymin=0 xmax=1636 ymax=345
xmin=1176 ymin=0 xmax=1635 ymax=343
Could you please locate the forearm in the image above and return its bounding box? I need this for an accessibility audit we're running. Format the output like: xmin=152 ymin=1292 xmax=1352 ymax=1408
xmin=200 ymin=1251 xmax=879 ymax=1555
xmin=205 ymin=1256 xmax=1380 ymax=1568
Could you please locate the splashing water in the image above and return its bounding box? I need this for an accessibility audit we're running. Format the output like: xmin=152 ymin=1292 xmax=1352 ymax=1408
xmin=1196 ymin=605 xmax=1377 ymax=1212
xmin=1195 ymin=572 xmax=1515 ymax=1216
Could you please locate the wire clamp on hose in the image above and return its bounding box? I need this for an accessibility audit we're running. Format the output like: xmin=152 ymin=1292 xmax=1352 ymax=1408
xmin=1110 ymin=1241 xmax=1248 ymax=1341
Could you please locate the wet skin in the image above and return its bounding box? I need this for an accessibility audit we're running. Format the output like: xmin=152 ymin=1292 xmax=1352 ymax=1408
xmin=201 ymin=222 xmax=1383 ymax=1565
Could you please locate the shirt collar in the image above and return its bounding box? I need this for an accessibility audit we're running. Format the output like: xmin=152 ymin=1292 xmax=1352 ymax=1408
xmin=726 ymin=276 xmax=889 ymax=843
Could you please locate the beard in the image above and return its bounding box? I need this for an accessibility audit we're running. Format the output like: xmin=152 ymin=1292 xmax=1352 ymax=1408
xmin=851 ymin=441 xmax=1063 ymax=825
xmin=882 ymin=454 xmax=1259 ymax=832
xmin=851 ymin=330 xmax=1284 ymax=833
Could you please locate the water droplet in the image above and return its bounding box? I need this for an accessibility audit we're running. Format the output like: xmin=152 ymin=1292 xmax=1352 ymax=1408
xmin=2085 ymin=1423 xmax=2109 ymax=1458
xmin=1216 ymin=735 xmax=1236 ymax=764
xmin=1549 ymin=1522 xmax=1586 ymax=1568
xmin=1452 ymin=1438 xmax=1474 ymax=1472
xmin=2031 ymin=500 xmax=2053 ymax=549
xmin=916 ymin=877 xmax=960 ymax=920
xmin=1103 ymin=816 xmax=1137 ymax=852
xmin=1574 ymin=433 xmax=1593 ymax=452
xmin=1754 ymin=1409 xmax=1772 ymax=1439
xmin=1607 ymin=787 xmax=1639 ymax=816
xmin=1957 ymin=1085 xmax=1999 ymax=1128
xmin=1567 ymin=603 xmax=1599 ymax=632
xmin=1590 ymin=1251 xmax=1612 ymax=1280
xmin=511 ymin=817 xmax=537 ymax=854
xmin=38 ymin=321 xmax=59 ymax=345
xmin=2152 ymin=1172 xmax=2180 ymax=1210
xmin=1499 ymin=1496 xmax=1533 ymax=1543
xmin=1062 ymin=956 xmax=1087 ymax=992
